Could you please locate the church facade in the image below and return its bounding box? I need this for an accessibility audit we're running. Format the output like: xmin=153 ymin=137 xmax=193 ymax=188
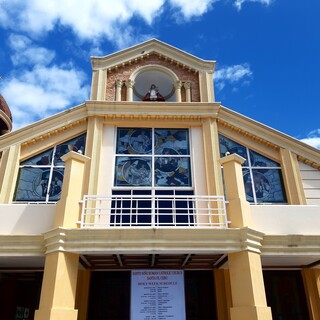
xmin=0 ymin=39 xmax=319 ymax=320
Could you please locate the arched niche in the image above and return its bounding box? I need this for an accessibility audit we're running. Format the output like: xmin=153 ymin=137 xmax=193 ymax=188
xmin=130 ymin=65 xmax=178 ymax=102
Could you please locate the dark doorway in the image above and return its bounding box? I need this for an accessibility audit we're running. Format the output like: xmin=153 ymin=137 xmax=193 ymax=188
xmin=185 ymin=271 xmax=217 ymax=320
xmin=88 ymin=270 xmax=217 ymax=320
xmin=263 ymin=270 xmax=310 ymax=320
xmin=88 ymin=271 xmax=131 ymax=320
xmin=0 ymin=272 xmax=42 ymax=320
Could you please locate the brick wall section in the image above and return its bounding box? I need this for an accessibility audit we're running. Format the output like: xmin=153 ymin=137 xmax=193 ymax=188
xmin=105 ymin=53 xmax=200 ymax=102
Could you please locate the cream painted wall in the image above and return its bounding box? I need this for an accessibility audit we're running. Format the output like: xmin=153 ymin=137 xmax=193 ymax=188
xmin=190 ymin=126 xmax=207 ymax=196
xmin=0 ymin=204 xmax=56 ymax=234
xmin=98 ymin=125 xmax=116 ymax=195
xmin=251 ymin=204 xmax=320 ymax=234
xmin=299 ymin=162 xmax=320 ymax=205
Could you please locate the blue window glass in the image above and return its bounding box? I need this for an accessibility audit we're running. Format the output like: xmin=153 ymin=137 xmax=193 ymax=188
xmin=114 ymin=128 xmax=192 ymax=188
xmin=219 ymin=134 xmax=286 ymax=204
xmin=114 ymin=157 xmax=152 ymax=186
xmin=14 ymin=134 xmax=86 ymax=202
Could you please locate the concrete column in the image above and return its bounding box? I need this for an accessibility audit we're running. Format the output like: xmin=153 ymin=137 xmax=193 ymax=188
xmin=34 ymin=252 xmax=79 ymax=320
xmin=301 ymin=268 xmax=320 ymax=320
xmin=184 ymin=81 xmax=191 ymax=102
xmin=199 ymin=71 xmax=214 ymax=102
xmin=228 ymin=251 xmax=272 ymax=320
xmin=214 ymin=269 xmax=232 ymax=320
xmin=220 ymin=154 xmax=272 ymax=320
xmin=0 ymin=144 xmax=20 ymax=203
xmin=84 ymin=116 xmax=104 ymax=196
xmin=126 ymin=79 xmax=135 ymax=101
xmin=34 ymin=151 xmax=90 ymax=320
xmin=219 ymin=153 xmax=252 ymax=227
xmin=202 ymin=118 xmax=224 ymax=196
xmin=54 ymin=151 xmax=90 ymax=228
xmin=76 ymin=269 xmax=91 ymax=320
xmin=115 ymin=79 xmax=123 ymax=101
xmin=174 ymin=80 xmax=182 ymax=102
xmin=280 ymin=148 xmax=307 ymax=204
xmin=90 ymin=69 xmax=107 ymax=100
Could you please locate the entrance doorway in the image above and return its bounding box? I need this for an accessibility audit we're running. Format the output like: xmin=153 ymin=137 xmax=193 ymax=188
xmin=0 ymin=272 xmax=42 ymax=320
xmin=264 ymin=270 xmax=310 ymax=320
xmin=87 ymin=270 xmax=217 ymax=320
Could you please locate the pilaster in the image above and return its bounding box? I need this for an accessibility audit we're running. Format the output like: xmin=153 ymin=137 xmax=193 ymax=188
xmin=126 ymin=79 xmax=135 ymax=101
xmin=116 ymin=79 xmax=123 ymax=101
xmin=184 ymin=81 xmax=191 ymax=102
xmin=84 ymin=116 xmax=104 ymax=195
xmin=202 ymin=118 xmax=224 ymax=196
xmin=174 ymin=80 xmax=182 ymax=102
xmin=0 ymin=144 xmax=20 ymax=203
xmin=280 ymin=148 xmax=307 ymax=204
xmin=301 ymin=268 xmax=320 ymax=320
xmin=199 ymin=71 xmax=214 ymax=102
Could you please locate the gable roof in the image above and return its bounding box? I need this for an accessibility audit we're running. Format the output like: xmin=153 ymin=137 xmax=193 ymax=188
xmin=0 ymin=101 xmax=319 ymax=168
xmin=91 ymin=38 xmax=216 ymax=74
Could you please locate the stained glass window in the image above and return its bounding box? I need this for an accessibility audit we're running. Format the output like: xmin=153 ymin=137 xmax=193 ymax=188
xmin=114 ymin=128 xmax=191 ymax=188
xmin=14 ymin=134 xmax=86 ymax=202
xmin=219 ymin=135 xmax=286 ymax=204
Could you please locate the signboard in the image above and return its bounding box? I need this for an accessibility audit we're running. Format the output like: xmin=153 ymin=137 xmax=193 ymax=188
xmin=131 ymin=270 xmax=186 ymax=320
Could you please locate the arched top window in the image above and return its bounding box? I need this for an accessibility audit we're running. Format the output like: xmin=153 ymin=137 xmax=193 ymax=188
xmin=131 ymin=65 xmax=178 ymax=102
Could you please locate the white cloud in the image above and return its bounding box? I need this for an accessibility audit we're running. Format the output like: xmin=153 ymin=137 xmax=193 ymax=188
xmin=8 ymin=34 xmax=55 ymax=66
xmin=300 ymin=129 xmax=320 ymax=149
xmin=1 ymin=66 xmax=89 ymax=129
xmin=0 ymin=0 xmax=166 ymax=49
xmin=234 ymin=0 xmax=273 ymax=10
xmin=0 ymin=0 xmax=259 ymax=49
xmin=169 ymin=0 xmax=215 ymax=18
xmin=214 ymin=63 xmax=253 ymax=90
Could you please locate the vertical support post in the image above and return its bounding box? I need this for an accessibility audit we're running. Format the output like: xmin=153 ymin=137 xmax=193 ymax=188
xmin=35 ymin=151 xmax=90 ymax=320
xmin=184 ymin=81 xmax=191 ymax=102
xmin=76 ymin=269 xmax=92 ymax=320
xmin=54 ymin=151 xmax=90 ymax=228
xmin=220 ymin=154 xmax=272 ymax=320
xmin=174 ymin=80 xmax=182 ymax=102
xmin=280 ymin=148 xmax=307 ymax=204
xmin=219 ymin=154 xmax=252 ymax=227
xmin=126 ymin=79 xmax=135 ymax=101
xmin=301 ymin=268 xmax=320 ymax=320
xmin=34 ymin=252 xmax=80 ymax=320
xmin=115 ymin=80 xmax=123 ymax=101
xmin=0 ymin=144 xmax=20 ymax=203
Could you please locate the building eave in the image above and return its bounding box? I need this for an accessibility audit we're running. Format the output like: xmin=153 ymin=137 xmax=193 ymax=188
xmin=91 ymin=38 xmax=216 ymax=73
xmin=218 ymin=105 xmax=320 ymax=168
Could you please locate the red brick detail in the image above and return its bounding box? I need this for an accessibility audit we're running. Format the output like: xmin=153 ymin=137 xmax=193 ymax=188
xmin=105 ymin=54 xmax=200 ymax=102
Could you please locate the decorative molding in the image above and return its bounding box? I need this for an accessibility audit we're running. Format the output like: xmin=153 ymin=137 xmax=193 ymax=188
xmin=91 ymin=39 xmax=215 ymax=73
xmin=218 ymin=119 xmax=280 ymax=151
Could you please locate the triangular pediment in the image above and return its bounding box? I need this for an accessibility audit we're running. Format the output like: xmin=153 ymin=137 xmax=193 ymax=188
xmin=91 ymin=39 xmax=215 ymax=74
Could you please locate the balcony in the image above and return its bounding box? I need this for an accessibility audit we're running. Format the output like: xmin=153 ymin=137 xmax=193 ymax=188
xmin=80 ymin=194 xmax=228 ymax=228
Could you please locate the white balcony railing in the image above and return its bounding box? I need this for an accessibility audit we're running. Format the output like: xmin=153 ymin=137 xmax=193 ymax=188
xmin=80 ymin=194 xmax=228 ymax=228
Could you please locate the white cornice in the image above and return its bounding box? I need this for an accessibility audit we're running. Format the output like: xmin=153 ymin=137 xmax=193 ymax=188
xmin=91 ymin=39 xmax=215 ymax=73
xmin=0 ymin=235 xmax=44 ymax=255
xmin=218 ymin=106 xmax=320 ymax=167
xmin=42 ymin=227 xmax=264 ymax=255
xmin=262 ymin=234 xmax=320 ymax=255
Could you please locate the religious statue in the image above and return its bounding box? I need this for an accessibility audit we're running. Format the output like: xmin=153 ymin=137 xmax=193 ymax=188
xmin=143 ymin=84 xmax=165 ymax=101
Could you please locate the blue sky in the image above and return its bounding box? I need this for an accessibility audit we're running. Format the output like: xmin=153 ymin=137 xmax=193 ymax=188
xmin=0 ymin=0 xmax=319 ymax=148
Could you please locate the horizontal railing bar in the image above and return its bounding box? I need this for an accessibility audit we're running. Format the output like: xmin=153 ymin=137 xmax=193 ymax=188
xmin=81 ymin=194 xmax=228 ymax=229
